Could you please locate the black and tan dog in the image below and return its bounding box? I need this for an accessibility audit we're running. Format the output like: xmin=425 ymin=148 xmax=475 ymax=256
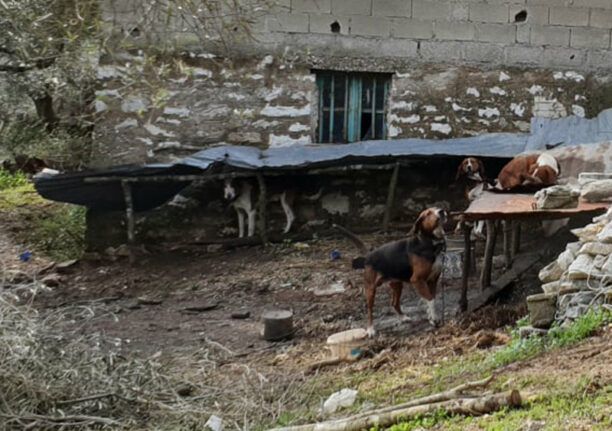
xmin=336 ymin=208 xmax=448 ymax=337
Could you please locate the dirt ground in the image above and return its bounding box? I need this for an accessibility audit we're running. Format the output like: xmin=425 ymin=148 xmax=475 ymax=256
xmin=2 ymin=209 xmax=610 ymax=429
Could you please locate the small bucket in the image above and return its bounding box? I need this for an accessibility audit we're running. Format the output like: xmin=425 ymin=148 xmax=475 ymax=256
xmin=326 ymin=329 xmax=368 ymax=360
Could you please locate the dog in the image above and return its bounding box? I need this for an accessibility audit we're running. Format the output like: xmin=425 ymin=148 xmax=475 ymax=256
xmin=336 ymin=208 xmax=448 ymax=337
xmin=223 ymin=178 xmax=322 ymax=238
xmin=496 ymin=153 xmax=560 ymax=191
xmin=455 ymin=157 xmax=488 ymax=238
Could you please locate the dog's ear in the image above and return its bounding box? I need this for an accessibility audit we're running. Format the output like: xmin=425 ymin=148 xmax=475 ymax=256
xmin=412 ymin=209 xmax=430 ymax=234
xmin=455 ymin=161 xmax=465 ymax=181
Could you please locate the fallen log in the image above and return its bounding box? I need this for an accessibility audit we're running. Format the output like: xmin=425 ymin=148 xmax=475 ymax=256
xmin=270 ymin=388 xmax=521 ymax=431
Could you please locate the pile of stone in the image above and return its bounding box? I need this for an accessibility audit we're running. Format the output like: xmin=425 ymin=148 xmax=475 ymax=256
xmin=528 ymin=207 xmax=612 ymax=330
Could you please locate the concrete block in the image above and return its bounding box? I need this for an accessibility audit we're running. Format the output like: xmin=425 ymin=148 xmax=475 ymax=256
xmin=412 ymin=0 xmax=451 ymax=21
xmin=571 ymin=27 xmax=611 ymax=49
xmin=572 ymin=0 xmax=612 ymax=9
xmin=270 ymin=0 xmax=292 ymax=12
xmin=587 ymin=49 xmax=612 ymax=70
xmin=464 ymin=42 xmax=505 ymax=64
xmin=504 ymin=45 xmax=545 ymax=65
xmin=332 ymin=0 xmax=371 ymax=15
xmin=419 ymin=40 xmax=464 ymax=61
xmin=469 ymin=4 xmax=509 ymax=24
xmin=516 ymin=24 xmax=530 ymax=44
xmin=310 ymin=14 xmax=350 ymax=34
xmin=476 ymin=23 xmax=516 ymax=44
xmin=373 ymin=0 xmax=411 ymax=17
xmin=391 ymin=18 xmax=433 ymax=39
xmin=541 ymin=47 xmax=587 ymax=68
xmin=292 ymin=0 xmax=330 ymax=13
xmin=434 ymin=21 xmax=476 ymax=41
xmin=526 ymin=0 xmax=573 ymax=6
xmin=590 ymin=9 xmax=612 ymax=29
xmin=451 ymin=3 xmax=469 ymax=21
xmin=509 ymin=5 xmax=549 ymax=25
xmin=550 ymin=7 xmax=589 ymax=27
xmin=530 ymin=25 xmax=570 ymax=47
xmin=267 ymin=13 xmax=310 ymax=33
xmin=350 ymin=15 xmax=391 ymax=37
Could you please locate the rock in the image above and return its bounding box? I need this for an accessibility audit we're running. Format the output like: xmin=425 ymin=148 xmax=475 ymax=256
xmin=137 ymin=297 xmax=163 ymax=306
xmin=231 ymin=310 xmax=251 ymax=319
xmin=556 ymin=249 xmax=574 ymax=271
xmin=601 ymin=255 xmax=612 ymax=275
xmin=539 ymin=261 xmax=563 ymax=283
xmin=596 ymin=221 xmax=612 ymax=243
xmin=593 ymin=254 xmax=607 ymax=269
xmin=580 ymin=179 xmax=612 ymax=202
xmin=541 ymin=281 xmax=561 ymax=295
xmin=535 ymin=185 xmax=579 ymax=209
xmin=55 ymin=259 xmax=79 ymax=274
xmin=578 ymin=242 xmax=612 ymax=256
xmin=314 ymin=281 xmax=346 ymax=296
xmin=527 ymin=293 xmax=557 ymax=329
xmin=322 ymin=389 xmax=358 ymax=415
xmin=565 ymin=241 xmax=582 ymax=256
xmin=125 ymin=300 xmax=142 ymax=310
xmin=578 ymin=172 xmax=612 ymax=187
xmin=593 ymin=207 xmax=612 ymax=224
xmin=41 ymin=273 xmax=62 ymax=287
xmin=567 ymin=254 xmax=603 ymax=280
xmin=475 ymin=330 xmax=510 ymax=349
xmin=571 ymin=224 xmax=604 ymax=242
xmin=176 ymin=384 xmax=194 ymax=397
xmin=183 ymin=302 xmax=219 ymax=313
xmin=519 ymin=326 xmax=549 ymax=339
xmin=205 ymin=415 xmax=223 ymax=431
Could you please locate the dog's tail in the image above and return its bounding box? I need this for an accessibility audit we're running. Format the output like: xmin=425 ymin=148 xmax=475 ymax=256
xmin=333 ymin=224 xmax=369 ymax=269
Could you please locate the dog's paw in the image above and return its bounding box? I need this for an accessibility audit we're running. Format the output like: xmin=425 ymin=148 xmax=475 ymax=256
xmin=366 ymin=326 xmax=377 ymax=338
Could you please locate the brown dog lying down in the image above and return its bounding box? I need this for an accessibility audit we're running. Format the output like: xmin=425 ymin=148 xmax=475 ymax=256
xmin=496 ymin=153 xmax=560 ymax=191
xmin=336 ymin=208 xmax=448 ymax=337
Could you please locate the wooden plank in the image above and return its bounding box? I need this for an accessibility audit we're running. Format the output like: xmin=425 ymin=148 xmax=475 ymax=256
xmin=480 ymin=220 xmax=497 ymax=291
xmin=468 ymin=252 xmax=542 ymax=313
xmin=383 ymin=162 xmax=400 ymax=231
xmin=503 ymin=220 xmax=512 ymax=269
xmin=459 ymin=223 xmax=472 ymax=312
xmin=256 ymin=173 xmax=268 ymax=244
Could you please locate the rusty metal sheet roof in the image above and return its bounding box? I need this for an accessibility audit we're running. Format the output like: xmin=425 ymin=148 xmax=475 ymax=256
xmin=462 ymin=191 xmax=609 ymax=221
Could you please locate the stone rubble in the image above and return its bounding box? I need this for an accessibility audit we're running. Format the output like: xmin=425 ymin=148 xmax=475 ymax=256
xmin=533 ymin=207 xmax=612 ymax=327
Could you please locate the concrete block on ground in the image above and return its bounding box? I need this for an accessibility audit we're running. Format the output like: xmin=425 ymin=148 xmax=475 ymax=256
xmin=372 ymin=0 xmax=411 ymax=17
xmin=571 ymin=27 xmax=611 ymax=49
xmin=530 ymin=25 xmax=570 ymax=47
xmin=412 ymin=0 xmax=451 ymax=21
xmin=310 ymin=14 xmax=350 ymax=34
xmin=350 ymin=15 xmax=391 ymax=37
xmin=434 ymin=21 xmax=476 ymax=41
xmin=292 ymin=0 xmax=331 ymax=13
xmin=541 ymin=46 xmax=587 ymax=68
xmin=267 ymin=13 xmax=310 ymax=33
xmin=331 ymin=0 xmax=371 ymax=15
xmin=469 ymin=3 xmax=509 ymax=24
xmin=549 ymin=7 xmax=589 ymax=27
xmin=476 ymin=23 xmax=516 ymax=44
xmin=391 ymin=18 xmax=433 ymax=39
xmin=509 ymin=5 xmax=549 ymax=25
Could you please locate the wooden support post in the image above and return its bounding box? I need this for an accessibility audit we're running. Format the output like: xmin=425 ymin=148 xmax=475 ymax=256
xmin=459 ymin=222 xmax=472 ymax=313
xmin=383 ymin=162 xmax=400 ymax=231
xmin=480 ymin=220 xmax=497 ymax=291
xmin=503 ymin=220 xmax=512 ymax=269
xmin=511 ymin=221 xmax=521 ymax=258
xmin=256 ymin=173 xmax=268 ymax=244
xmin=121 ymin=180 xmax=135 ymax=263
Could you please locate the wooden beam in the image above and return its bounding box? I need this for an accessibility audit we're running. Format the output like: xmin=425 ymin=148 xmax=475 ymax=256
xmin=459 ymin=222 xmax=472 ymax=313
xmin=503 ymin=220 xmax=512 ymax=269
xmin=383 ymin=162 xmax=400 ymax=231
xmin=256 ymin=173 xmax=268 ymax=244
xmin=120 ymin=180 xmax=135 ymax=263
xmin=480 ymin=220 xmax=497 ymax=291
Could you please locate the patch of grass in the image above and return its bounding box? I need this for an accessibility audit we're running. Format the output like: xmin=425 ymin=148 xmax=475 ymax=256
xmin=0 ymin=182 xmax=86 ymax=261
xmin=0 ymin=169 xmax=28 ymax=190
xmin=488 ymin=309 xmax=611 ymax=369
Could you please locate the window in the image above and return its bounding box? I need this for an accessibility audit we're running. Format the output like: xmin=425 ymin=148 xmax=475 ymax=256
xmin=316 ymin=71 xmax=391 ymax=144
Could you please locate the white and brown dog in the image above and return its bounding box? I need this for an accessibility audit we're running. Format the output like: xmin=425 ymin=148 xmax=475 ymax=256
xmin=496 ymin=153 xmax=560 ymax=191
xmin=455 ymin=157 xmax=488 ymax=238
xmin=337 ymin=208 xmax=448 ymax=337
xmin=223 ymin=179 xmax=322 ymax=238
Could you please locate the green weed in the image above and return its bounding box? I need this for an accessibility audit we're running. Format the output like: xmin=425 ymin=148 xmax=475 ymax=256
xmin=0 ymin=169 xmax=28 ymax=190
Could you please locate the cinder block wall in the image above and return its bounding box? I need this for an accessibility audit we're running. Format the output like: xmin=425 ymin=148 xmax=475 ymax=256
xmin=255 ymin=0 xmax=612 ymax=70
